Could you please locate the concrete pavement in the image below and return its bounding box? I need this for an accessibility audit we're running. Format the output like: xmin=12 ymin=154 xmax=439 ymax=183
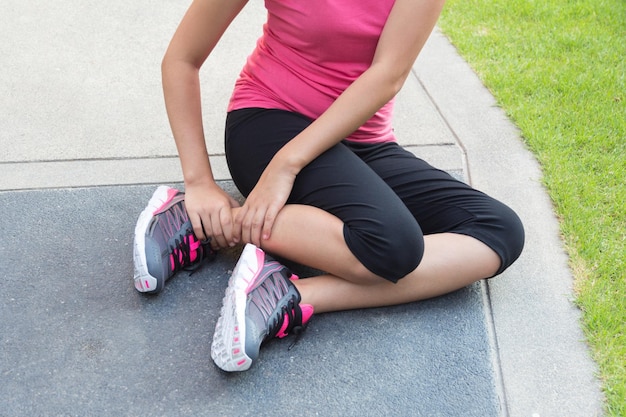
xmin=0 ymin=1 xmax=604 ymax=416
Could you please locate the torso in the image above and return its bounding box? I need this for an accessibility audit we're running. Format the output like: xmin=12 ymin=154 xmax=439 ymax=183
xmin=228 ymin=0 xmax=397 ymax=143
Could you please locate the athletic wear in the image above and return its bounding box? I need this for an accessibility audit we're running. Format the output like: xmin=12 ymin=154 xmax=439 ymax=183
xmin=225 ymin=109 xmax=525 ymax=282
xmin=211 ymin=244 xmax=314 ymax=372
xmin=228 ymin=0 xmax=397 ymax=143
xmin=133 ymin=186 xmax=215 ymax=294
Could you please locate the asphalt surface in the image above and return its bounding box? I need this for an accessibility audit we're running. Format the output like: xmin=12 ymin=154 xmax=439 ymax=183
xmin=0 ymin=1 xmax=605 ymax=416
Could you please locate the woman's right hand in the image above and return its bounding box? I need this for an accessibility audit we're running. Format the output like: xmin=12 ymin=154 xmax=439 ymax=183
xmin=184 ymin=181 xmax=241 ymax=249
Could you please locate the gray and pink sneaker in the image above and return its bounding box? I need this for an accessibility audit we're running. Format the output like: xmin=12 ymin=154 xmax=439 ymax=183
xmin=133 ymin=186 xmax=215 ymax=294
xmin=211 ymin=244 xmax=314 ymax=372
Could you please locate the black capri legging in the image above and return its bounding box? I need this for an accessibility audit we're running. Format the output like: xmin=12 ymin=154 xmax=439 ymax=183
xmin=225 ymin=108 xmax=524 ymax=283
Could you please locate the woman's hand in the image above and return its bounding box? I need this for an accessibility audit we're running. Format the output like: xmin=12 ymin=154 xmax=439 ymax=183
xmin=234 ymin=161 xmax=297 ymax=247
xmin=184 ymin=181 xmax=241 ymax=249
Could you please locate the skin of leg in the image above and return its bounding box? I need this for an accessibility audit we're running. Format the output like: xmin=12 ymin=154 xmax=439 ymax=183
xmin=231 ymin=203 xmax=500 ymax=314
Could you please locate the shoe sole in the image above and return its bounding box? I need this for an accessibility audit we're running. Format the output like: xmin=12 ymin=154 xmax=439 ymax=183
xmin=211 ymin=244 xmax=268 ymax=372
xmin=132 ymin=186 xmax=179 ymax=294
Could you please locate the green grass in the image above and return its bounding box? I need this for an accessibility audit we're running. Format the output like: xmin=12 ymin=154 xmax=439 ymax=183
xmin=438 ymin=0 xmax=625 ymax=414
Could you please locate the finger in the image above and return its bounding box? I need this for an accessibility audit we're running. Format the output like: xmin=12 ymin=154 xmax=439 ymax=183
xmin=210 ymin=212 xmax=229 ymax=249
xmin=261 ymin=206 xmax=278 ymax=242
xmin=219 ymin=206 xmax=236 ymax=247
xmin=250 ymin=209 xmax=266 ymax=247
xmin=233 ymin=205 xmax=246 ymax=244
xmin=242 ymin=212 xmax=257 ymax=246
xmin=192 ymin=215 xmax=207 ymax=241
xmin=243 ymin=209 xmax=263 ymax=246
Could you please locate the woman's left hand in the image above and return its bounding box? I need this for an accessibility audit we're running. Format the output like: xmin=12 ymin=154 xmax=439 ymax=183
xmin=234 ymin=162 xmax=297 ymax=247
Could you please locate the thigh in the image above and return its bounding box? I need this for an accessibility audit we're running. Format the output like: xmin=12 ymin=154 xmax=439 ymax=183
xmin=225 ymin=108 xmax=313 ymax=197
xmin=348 ymin=141 xmax=524 ymax=274
xmin=226 ymin=109 xmax=412 ymax=218
xmin=346 ymin=141 xmax=487 ymax=233
xmin=225 ymin=109 xmax=424 ymax=281
xmin=293 ymin=143 xmax=426 ymax=281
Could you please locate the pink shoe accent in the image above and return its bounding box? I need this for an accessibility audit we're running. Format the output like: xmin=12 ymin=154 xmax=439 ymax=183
xmin=189 ymin=238 xmax=200 ymax=262
xmin=144 ymin=280 xmax=150 ymax=289
xmin=153 ymin=187 xmax=181 ymax=214
xmin=242 ymin=246 xmax=285 ymax=292
xmin=301 ymin=303 xmax=314 ymax=323
xmin=169 ymin=234 xmax=202 ymax=270
xmin=274 ymin=273 xmax=310 ymax=338
xmin=243 ymin=247 xmax=267 ymax=292
xmin=276 ymin=303 xmax=314 ymax=338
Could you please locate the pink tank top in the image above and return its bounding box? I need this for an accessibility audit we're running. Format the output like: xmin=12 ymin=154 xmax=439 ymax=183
xmin=228 ymin=0 xmax=397 ymax=143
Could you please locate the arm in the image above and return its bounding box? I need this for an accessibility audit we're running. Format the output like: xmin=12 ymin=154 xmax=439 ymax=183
xmin=162 ymin=0 xmax=248 ymax=247
xmin=237 ymin=0 xmax=446 ymax=245
xmin=278 ymin=0 xmax=446 ymax=170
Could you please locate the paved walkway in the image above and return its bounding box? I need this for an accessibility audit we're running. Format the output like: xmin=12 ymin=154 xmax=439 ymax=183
xmin=0 ymin=1 xmax=604 ymax=416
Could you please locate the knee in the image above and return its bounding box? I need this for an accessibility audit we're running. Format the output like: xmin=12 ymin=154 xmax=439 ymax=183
xmin=498 ymin=205 xmax=525 ymax=273
xmin=480 ymin=201 xmax=525 ymax=276
xmin=344 ymin=217 xmax=424 ymax=283
xmin=384 ymin=228 xmax=424 ymax=282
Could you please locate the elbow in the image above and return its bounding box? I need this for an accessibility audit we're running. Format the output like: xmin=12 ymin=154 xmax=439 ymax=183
xmin=161 ymin=46 xmax=202 ymax=78
xmin=389 ymin=65 xmax=413 ymax=96
xmin=161 ymin=52 xmax=181 ymax=78
xmin=371 ymin=61 xmax=412 ymax=99
xmin=390 ymin=72 xmax=409 ymax=97
xmin=161 ymin=54 xmax=199 ymax=86
xmin=161 ymin=53 xmax=173 ymax=80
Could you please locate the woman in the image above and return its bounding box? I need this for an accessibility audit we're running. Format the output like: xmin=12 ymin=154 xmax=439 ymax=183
xmin=133 ymin=0 xmax=525 ymax=372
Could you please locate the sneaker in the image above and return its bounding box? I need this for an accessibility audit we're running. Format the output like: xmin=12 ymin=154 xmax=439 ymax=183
xmin=211 ymin=244 xmax=314 ymax=372
xmin=133 ymin=186 xmax=215 ymax=294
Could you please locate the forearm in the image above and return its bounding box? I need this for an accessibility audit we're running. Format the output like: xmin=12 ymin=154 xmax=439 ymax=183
xmin=273 ymin=0 xmax=445 ymax=175
xmin=270 ymin=67 xmax=397 ymax=175
xmin=162 ymin=59 xmax=215 ymax=187
xmin=160 ymin=0 xmax=249 ymax=187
